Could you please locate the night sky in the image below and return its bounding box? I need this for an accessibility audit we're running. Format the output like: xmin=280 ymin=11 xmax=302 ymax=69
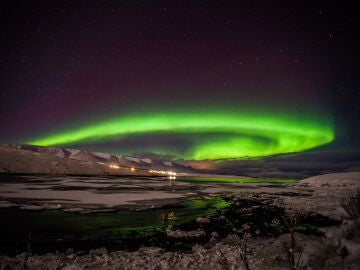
xmin=1 ymin=1 xmax=359 ymax=160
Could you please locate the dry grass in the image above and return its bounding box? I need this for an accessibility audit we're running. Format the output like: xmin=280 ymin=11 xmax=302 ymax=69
xmin=228 ymin=223 xmax=252 ymax=270
xmin=281 ymin=212 xmax=304 ymax=270
xmin=340 ymin=189 xmax=360 ymax=219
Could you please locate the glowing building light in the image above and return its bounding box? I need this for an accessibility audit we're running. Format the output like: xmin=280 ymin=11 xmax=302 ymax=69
xmin=109 ymin=164 xmax=120 ymax=169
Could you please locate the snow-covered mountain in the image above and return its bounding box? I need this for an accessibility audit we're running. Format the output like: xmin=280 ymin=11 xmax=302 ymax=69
xmin=0 ymin=144 xmax=194 ymax=175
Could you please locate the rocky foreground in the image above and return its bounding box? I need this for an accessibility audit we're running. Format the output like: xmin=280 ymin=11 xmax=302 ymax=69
xmin=0 ymin=172 xmax=359 ymax=269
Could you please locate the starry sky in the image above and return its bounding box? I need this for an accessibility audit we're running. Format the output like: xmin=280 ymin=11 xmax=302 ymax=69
xmin=0 ymin=0 xmax=359 ymax=160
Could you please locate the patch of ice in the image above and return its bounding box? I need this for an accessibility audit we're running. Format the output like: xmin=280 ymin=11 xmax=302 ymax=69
xmin=0 ymin=201 xmax=18 ymax=208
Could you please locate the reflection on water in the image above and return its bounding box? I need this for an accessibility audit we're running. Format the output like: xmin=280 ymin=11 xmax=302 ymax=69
xmin=161 ymin=211 xmax=178 ymax=230
xmin=179 ymin=176 xmax=296 ymax=183
xmin=167 ymin=175 xmax=176 ymax=186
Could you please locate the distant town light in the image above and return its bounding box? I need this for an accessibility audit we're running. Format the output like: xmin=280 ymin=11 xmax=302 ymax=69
xmin=147 ymin=169 xmax=177 ymax=176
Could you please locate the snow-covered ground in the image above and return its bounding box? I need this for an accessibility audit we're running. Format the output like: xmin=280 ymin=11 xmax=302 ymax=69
xmin=0 ymin=172 xmax=359 ymax=269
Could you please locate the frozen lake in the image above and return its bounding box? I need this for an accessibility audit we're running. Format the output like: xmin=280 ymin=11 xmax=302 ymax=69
xmin=0 ymin=174 xmax=296 ymax=254
xmin=0 ymin=174 xmax=294 ymax=211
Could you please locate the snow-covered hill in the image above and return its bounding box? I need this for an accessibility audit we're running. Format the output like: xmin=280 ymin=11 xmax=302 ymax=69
xmin=0 ymin=144 xmax=193 ymax=175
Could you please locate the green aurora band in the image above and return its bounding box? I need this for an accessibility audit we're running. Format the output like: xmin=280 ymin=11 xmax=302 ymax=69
xmin=28 ymin=109 xmax=334 ymax=160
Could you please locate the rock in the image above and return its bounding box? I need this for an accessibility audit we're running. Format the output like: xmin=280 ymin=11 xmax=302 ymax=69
xmin=89 ymin=247 xmax=108 ymax=257
xmin=27 ymin=254 xmax=63 ymax=270
xmin=209 ymin=231 xmax=220 ymax=244
xmin=188 ymin=230 xmax=206 ymax=239
xmin=167 ymin=229 xmax=206 ymax=239
xmin=66 ymin=253 xmax=77 ymax=260
xmin=192 ymin=244 xmax=206 ymax=253
xmin=196 ymin=217 xmax=211 ymax=224
xmin=138 ymin=247 xmax=165 ymax=255
xmin=66 ymin=248 xmax=75 ymax=255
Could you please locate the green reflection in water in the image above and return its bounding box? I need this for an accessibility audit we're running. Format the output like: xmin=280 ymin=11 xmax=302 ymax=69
xmin=0 ymin=196 xmax=231 ymax=243
xmin=178 ymin=177 xmax=296 ymax=183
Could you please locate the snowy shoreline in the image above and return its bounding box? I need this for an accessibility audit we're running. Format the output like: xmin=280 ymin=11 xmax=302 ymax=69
xmin=0 ymin=172 xmax=359 ymax=269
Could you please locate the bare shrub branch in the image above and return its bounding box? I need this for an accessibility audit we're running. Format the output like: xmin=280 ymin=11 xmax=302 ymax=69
xmin=340 ymin=189 xmax=360 ymax=219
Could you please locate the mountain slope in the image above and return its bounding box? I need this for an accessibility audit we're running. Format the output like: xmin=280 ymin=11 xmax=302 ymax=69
xmin=0 ymin=144 xmax=193 ymax=175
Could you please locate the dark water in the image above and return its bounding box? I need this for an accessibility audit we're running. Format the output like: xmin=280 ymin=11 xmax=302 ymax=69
xmin=0 ymin=196 xmax=230 ymax=254
xmin=0 ymin=174 xmax=296 ymax=254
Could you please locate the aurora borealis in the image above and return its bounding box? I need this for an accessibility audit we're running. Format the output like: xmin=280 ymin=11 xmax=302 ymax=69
xmin=28 ymin=108 xmax=334 ymax=160
xmin=0 ymin=0 xmax=359 ymax=161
